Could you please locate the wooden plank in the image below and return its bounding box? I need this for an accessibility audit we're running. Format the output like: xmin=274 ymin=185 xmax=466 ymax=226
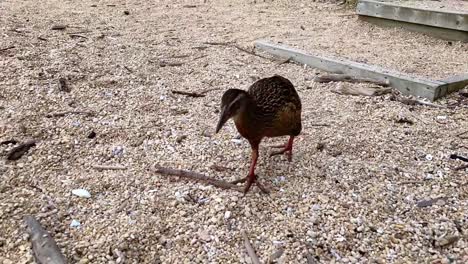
xmin=254 ymin=40 xmax=444 ymax=101
xmin=439 ymin=74 xmax=468 ymax=95
xmin=356 ymin=0 xmax=468 ymax=31
xmin=358 ymin=15 xmax=468 ymax=42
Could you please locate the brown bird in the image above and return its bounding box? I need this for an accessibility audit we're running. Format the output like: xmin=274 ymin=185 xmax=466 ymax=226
xmin=215 ymin=75 xmax=302 ymax=194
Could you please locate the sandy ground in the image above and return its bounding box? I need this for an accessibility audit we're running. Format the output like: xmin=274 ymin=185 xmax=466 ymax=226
xmin=1 ymin=0 xmax=467 ymax=263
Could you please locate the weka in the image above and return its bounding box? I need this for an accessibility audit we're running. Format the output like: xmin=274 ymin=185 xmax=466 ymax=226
xmin=215 ymin=75 xmax=302 ymax=194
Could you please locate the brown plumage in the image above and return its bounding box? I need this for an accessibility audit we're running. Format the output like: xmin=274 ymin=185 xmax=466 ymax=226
xmin=215 ymin=75 xmax=302 ymax=194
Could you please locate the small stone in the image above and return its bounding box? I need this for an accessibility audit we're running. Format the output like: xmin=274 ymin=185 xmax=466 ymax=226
xmin=72 ymin=189 xmax=91 ymax=198
xmin=198 ymin=230 xmax=211 ymax=242
xmin=231 ymin=139 xmax=242 ymax=145
xmin=70 ymin=219 xmax=81 ymax=228
xmin=87 ymin=131 xmax=96 ymax=139
xmin=176 ymin=135 xmax=187 ymax=143
xmin=112 ymin=146 xmax=125 ymax=156
xmin=425 ymin=154 xmax=433 ymax=161
xmin=224 ymin=211 xmax=231 ymax=219
xmin=78 ymin=258 xmax=89 ymax=264
xmin=435 ymin=235 xmax=459 ymax=247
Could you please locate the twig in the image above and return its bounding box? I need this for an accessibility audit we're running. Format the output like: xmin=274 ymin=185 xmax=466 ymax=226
xmin=51 ymin=24 xmax=67 ymax=30
xmin=200 ymin=87 xmax=221 ymax=94
xmin=202 ymin=41 xmax=236 ymax=46
xmin=450 ymin=154 xmax=468 ymax=162
xmin=7 ymin=140 xmax=36 ymax=160
xmin=0 ymin=139 xmax=18 ymax=145
xmin=46 ymin=110 xmax=94 ymax=118
xmin=69 ymin=34 xmax=88 ymax=39
xmin=92 ymin=164 xmax=127 ymax=171
xmin=123 ymin=65 xmax=133 ymax=73
xmin=154 ymin=165 xmax=242 ymax=192
xmin=159 ymin=61 xmax=184 ymax=67
xmin=171 ymin=90 xmax=206 ymax=98
xmin=203 ymin=41 xmax=274 ymax=61
xmin=235 ymin=45 xmax=275 ymax=60
xmin=309 ymin=123 xmax=330 ymax=127
xmin=314 ymin=74 xmax=390 ymax=87
xmin=24 ymin=216 xmax=67 ymax=264
xmin=193 ymin=54 xmax=208 ymax=60
xmin=390 ymin=94 xmax=445 ymax=108
xmin=241 ymin=231 xmax=261 ymax=264
xmin=455 ymin=164 xmax=468 ymax=171
xmin=0 ymin=46 xmax=15 ymax=52
xmin=456 ymin=130 xmax=468 ymax=137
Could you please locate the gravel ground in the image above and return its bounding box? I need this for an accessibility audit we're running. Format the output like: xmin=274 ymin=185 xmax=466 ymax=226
xmin=1 ymin=0 xmax=467 ymax=263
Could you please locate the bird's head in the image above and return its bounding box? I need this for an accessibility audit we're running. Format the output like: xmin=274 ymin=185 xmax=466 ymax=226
xmin=215 ymin=89 xmax=249 ymax=133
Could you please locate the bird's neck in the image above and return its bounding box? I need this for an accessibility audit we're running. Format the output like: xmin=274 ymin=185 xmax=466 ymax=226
xmin=233 ymin=101 xmax=263 ymax=142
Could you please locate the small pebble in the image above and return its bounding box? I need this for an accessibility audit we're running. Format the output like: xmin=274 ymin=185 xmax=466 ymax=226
xmin=70 ymin=219 xmax=81 ymax=228
xmin=72 ymin=189 xmax=91 ymax=198
xmin=224 ymin=211 xmax=231 ymax=219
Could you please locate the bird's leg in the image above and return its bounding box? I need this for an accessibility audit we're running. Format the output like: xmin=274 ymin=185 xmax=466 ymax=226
xmin=230 ymin=147 xmax=269 ymax=194
xmin=269 ymin=136 xmax=294 ymax=162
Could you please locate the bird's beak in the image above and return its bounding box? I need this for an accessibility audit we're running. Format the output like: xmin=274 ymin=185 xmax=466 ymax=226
xmin=215 ymin=107 xmax=229 ymax=134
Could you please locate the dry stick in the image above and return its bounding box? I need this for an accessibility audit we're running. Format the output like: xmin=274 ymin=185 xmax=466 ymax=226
xmin=456 ymin=130 xmax=468 ymax=137
xmin=200 ymin=87 xmax=221 ymax=94
xmin=158 ymin=61 xmax=184 ymax=67
xmin=92 ymin=164 xmax=127 ymax=171
xmin=203 ymin=41 xmax=274 ymax=61
xmin=241 ymin=231 xmax=261 ymax=264
xmin=455 ymin=164 xmax=468 ymax=171
xmin=171 ymin=90 xmax=206 ymax=97
xmin=69 ymin=34 xmax=88 ymax=39
xmin=24 ymin=216 xmax=67 ymax=264
xmin=309 ymin=123 xmax=330 ymax=127
xmin=123 ymin=65 xmax=133 ymax=73
xmin=154 ymin=166 xmax=242 ymax=192
xmin=7 ymin=140 xmax=36 ymax=160
xmin=390 ymin=94 xmax=445 ymax=108
xmin=0 ymin=46 xmax=15 ymax=52
xmin=46 ymin=110 xmax=94 ymax=118
xmin=314 ymin=74 xmax=390 ymax=87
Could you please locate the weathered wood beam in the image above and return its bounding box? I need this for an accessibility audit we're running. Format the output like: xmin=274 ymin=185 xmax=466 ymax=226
xmin=358 ymin=15 xmax=468 ymax=42
xmin=357 ymin=0 xmax=468 ymax=31
xmin=356 ymin=0 xmax=468 ymax=42
xmin=438 ymin=74 xmax=468 ymax=96
xmin=254 ymin=40 xmax=444 ymax=101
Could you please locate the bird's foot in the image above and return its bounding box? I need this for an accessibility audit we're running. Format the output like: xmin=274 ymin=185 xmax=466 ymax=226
xmin=230 ymin=175 xmax=270 ymax=194
xmin=269 ymin=147 xmax=292 ymax=162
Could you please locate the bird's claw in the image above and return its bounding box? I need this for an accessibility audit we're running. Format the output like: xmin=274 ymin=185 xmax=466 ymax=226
xmin=231 ymin=175 xmax=270 ymax=194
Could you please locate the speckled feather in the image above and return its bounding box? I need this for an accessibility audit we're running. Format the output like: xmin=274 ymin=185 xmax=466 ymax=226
xmin=247 ymin=75 xmax=302 ymax=137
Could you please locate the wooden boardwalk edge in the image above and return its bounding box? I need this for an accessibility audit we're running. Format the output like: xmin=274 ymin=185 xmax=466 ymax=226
xmin=254 ymin=40 xmax=449 ymax=101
